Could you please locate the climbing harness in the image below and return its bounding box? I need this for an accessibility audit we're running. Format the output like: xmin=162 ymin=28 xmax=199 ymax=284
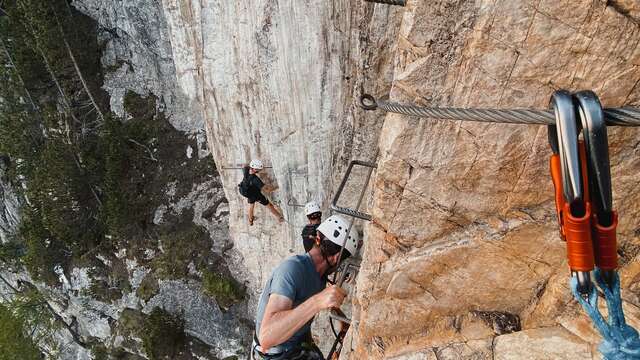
xmin=364 ymin=0 xmax=406 ymax=6
xmin=362 ymin=89 xmax=640 ymax=359
xmin=359 ymin=94 xmax=640 ymax=126
xmin=251 ymin=333 xmax=324 ymax=360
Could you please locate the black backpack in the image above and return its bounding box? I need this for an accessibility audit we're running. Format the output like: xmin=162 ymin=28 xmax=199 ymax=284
xmin=238 ymin=173 xmax=251 ymax=198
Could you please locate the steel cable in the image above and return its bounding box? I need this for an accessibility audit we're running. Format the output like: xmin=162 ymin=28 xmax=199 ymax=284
xmin=361 ymin=95 xmax=640 ymax=127
xmin=364 ymin=0 xmax=406 ymax=5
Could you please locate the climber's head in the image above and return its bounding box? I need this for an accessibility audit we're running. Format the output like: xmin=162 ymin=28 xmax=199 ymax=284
xmin=315 ymin=215 xmax=359 ymax=275
xmin=304 ymin=201 xmax=322 ymax=222
xmin=249 ymin=159 xmax=264 ymax=173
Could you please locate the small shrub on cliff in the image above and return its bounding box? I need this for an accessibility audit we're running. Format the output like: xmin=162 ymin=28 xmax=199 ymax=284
xmin=141 ymin=307 xmax=186 ymax=360
xmin=20 ymin=206 xmax=69 ymax=285
xmin=153 ymin=220 xmax=210 ymax=279
xmin=90 ymin=345 xmax=109 ymax=360
xmin=202 ymin=270 xmax=245 ymax=309
xmin=0 ymin=240 xmax=25 ymax=264
xmin=0 ymin=303 xmax=41 ymax=360
xmin=123 ymin=91 xmax=157 ymax=121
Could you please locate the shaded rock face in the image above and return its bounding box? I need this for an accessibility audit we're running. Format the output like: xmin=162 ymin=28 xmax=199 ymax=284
xmin=348 ymin=0 xmax=640 ymax=358
xmin=71 ymin=0 xmax=206 ymax=136
xmin=0 ymin=156 xmax=22 ymax=244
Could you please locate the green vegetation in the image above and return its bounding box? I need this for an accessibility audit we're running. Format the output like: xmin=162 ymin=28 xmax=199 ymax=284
xmin=153 ymin=221 xmax=211 ymax=279
xmin=0 ymin=288 xmax=58 ymax=359
xmin=141 ymin=308 xmax=186 ymax=360
xmin=0 ymin=0 xmax=242 ymax=355
xmin=91 ymin=345 xmax=109 ymax=360
xmin=118 ymin=309 xmax=146 ymax=337
xmin=203 ymin=270 xmax=245 ymax=309
xmin=0 ymin=0 xmax=108 ymax=282
xmin=136 ymin=274 xmax=160 ymax=302
xmin=0 ymin=303 xmax=41 ymax=360
xmin=0 ymin=241 xmax=24 ymax=265
xmin=84 ymin=257 xmax=132 ymax=303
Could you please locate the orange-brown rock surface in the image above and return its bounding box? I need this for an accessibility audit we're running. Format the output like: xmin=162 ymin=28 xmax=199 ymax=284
xmin=345 ymin=1 xmax=640 ymax=358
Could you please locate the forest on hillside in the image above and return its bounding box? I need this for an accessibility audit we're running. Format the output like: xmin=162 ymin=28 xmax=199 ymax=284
xmin=0 ymin=1 xmax=245 ymax=358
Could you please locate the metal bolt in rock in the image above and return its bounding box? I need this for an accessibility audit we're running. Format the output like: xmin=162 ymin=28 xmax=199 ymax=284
xmin=364 ymin=0 xmax=406 ymax=6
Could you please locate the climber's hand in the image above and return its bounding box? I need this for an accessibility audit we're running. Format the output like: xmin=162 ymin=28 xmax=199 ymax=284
xmin=315 ymin=285 xmax=346 ymax=310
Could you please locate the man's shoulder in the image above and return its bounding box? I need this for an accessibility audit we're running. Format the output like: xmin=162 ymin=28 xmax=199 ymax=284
xmin=276 ymin=255 xmax=310 ymax=276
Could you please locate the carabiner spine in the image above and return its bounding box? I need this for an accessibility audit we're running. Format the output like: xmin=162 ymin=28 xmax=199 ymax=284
xmin=549 ymin=154 xmax=565 ymax=238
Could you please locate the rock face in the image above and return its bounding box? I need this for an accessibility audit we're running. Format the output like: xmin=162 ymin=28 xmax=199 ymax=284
xmin=159 ymin=0 xmax=388 ymax=315
xmin=0 ymin=156 xmax=22 ymax=244
xmin=55 ymin=0 xmax=640 ymax=358
xmin=346 ymin=1 xmax=640 ymax=358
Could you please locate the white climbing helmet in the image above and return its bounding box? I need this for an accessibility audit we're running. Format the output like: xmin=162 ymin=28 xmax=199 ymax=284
xmin=304 ymin=201 xmax=321 ymax=216
xmin=249 ymin=159 xmax=264 ymax=170
xmin=317 ymin=215 xmax=359 ymax=256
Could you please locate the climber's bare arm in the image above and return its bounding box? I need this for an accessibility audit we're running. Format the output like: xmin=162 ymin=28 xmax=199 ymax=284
xmin=257 ymin=294 xmax=316 ymax=350
xmin=258 ymin=286 xmax=345 ymax=349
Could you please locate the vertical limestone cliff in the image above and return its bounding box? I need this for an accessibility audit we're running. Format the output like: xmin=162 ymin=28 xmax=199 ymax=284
xmin=346 ymin=1 xmax=640 ymax=359
xmin=33 ymin=0 xmax=640 ymax=358
xmin=160 ymin=0 xmax=391 ymax=311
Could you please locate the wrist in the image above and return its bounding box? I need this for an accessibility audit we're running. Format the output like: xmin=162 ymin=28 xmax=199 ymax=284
xmin=310 ymin=294 xmax=323 ymax=313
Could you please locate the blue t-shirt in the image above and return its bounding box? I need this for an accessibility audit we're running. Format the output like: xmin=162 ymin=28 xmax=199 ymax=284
xmin=254 ymin=253 xmax=326 ymax=352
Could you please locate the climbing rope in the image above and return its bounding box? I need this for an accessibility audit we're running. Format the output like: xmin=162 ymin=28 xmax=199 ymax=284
xmin=572 ymin=270 xmax=640 ymax=359
xmin=360 ymin=94 xmax=640 ymax=127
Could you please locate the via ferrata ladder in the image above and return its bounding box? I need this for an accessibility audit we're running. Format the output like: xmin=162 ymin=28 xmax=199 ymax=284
xmin=326 ymin=159 xmax=377 ymax=359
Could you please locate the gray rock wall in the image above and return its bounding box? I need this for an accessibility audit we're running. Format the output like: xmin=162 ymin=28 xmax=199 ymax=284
xmin=0 ymin=156 xmax=22 ymax=244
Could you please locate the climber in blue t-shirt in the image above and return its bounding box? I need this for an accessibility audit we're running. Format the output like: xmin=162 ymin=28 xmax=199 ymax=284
xmin=238 ymin=159 xmax=284 ymax=225
xmin=252 ymin=215 xmax=360 ymax=359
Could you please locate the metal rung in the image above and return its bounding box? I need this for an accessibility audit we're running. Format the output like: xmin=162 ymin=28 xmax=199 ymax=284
xmin=331 ymin=205 xmax=372 ymax=221
xmin=331 ymin=160 xmax=377 ymax=221
xmin=287 ymin=198 xmax=304 ymax=208
xmin=329 ymin=312 xmax=353 ymax=325
xmin=337 ymin=263 xmax=360 ymax=287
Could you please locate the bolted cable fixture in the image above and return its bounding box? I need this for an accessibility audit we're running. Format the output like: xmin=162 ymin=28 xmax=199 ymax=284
xmin=360 ymin=94 xmax=640 ymax=127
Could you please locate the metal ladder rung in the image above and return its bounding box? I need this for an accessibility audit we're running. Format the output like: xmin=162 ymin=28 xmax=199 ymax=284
xmin=330 ymin=205 xmax=372 ymax=221
xmin=331 ymin=160 xmax=377 ymax=222
xmin=329 ymin=312 xmax=353 ymax=325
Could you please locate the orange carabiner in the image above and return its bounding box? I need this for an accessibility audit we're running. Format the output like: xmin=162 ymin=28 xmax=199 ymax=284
xmin=563 ymin=141 xmax=595 ymax=272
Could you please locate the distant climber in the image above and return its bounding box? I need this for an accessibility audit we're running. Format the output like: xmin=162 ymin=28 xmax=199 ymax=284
xmin=238 ymin=159 xmax=284 ymax=225
xmin=301 ymin=201 xmax=322 ymax=252
xmin=252 ymin=215 xmax=359 ymax=359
